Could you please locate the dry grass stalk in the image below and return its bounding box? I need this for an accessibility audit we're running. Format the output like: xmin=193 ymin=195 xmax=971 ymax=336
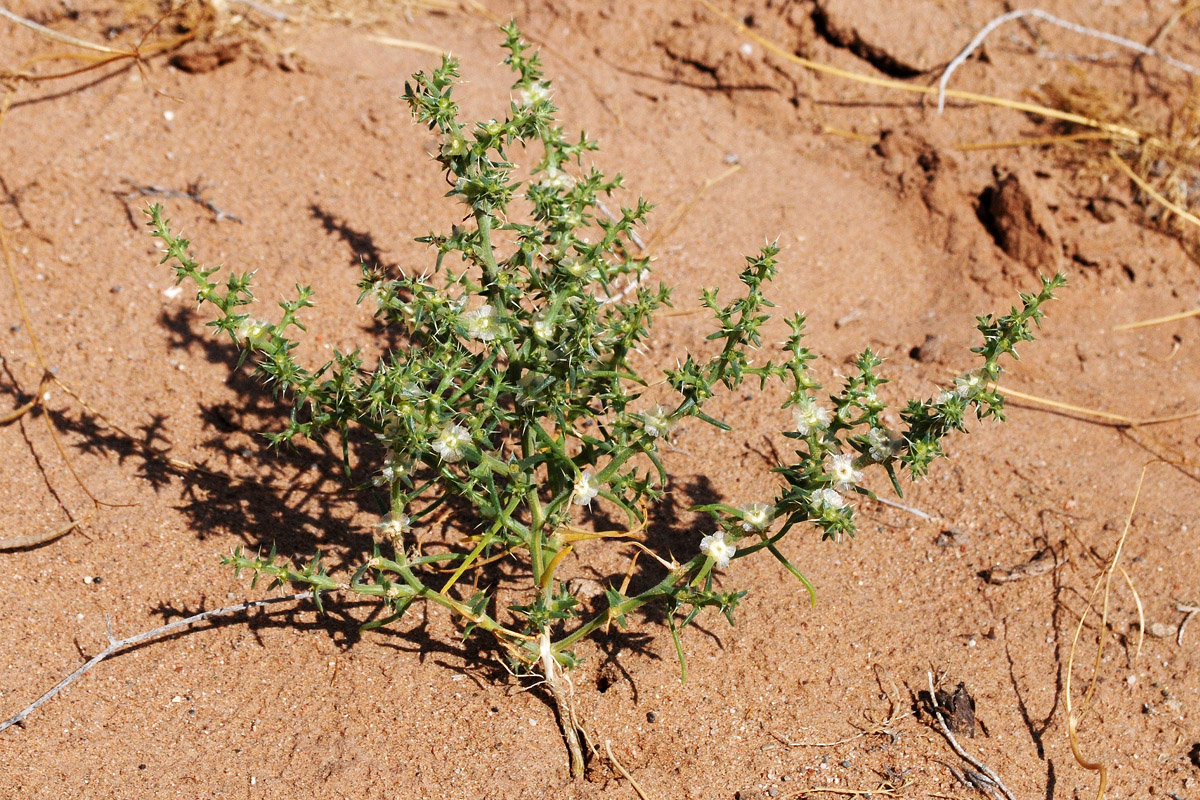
xmin=1064 ymin=462 xmax=1164 ymax=800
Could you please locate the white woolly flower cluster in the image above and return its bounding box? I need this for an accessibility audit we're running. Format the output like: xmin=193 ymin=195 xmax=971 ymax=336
xmin=572 ymin=471 xmax=600 ymax=506
xmin=463 ymin=304 xmax=500 ymax=342
xmin=532 ymin=313 xmax=556 ymax=342
xmin=235 ymin=316 xmax=271 ymax=349
xmin=518 ymin=82 xmax=550 ymax=107
xmin=376 ymin=511 xmax=412 ymax=541
xmin=792 ymin=396 xmax=832 ymax=436
xmin=813 ymin=488 xmax=845 ymax=511
xmin=866 ymin=427 xmax=899 ymax=462
xmin=699 ymin=531 xmax=736 ymax=569
xmin=827 ymin=453 xmax=863 ymax=491
xmin=539 ymin=166 xmax=573 ymax=191
xmin=432 ymin=423 xmax=471 ymax=463
xmin=373 ymin=450 xmax=409 ymax=487
xmin=739 ymin=502 xmax=774 ymax=532
xmin=640 ymin=405 xmax=674 ymax=439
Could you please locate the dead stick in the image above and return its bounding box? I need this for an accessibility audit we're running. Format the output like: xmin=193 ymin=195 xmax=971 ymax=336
xmin=1178 ymin=604 xmax=1199 ymax=647
xmin=0 ymin=592 xmax=312 ymax=733
xmin=938 ymin=8 xmax=1200 ymax=113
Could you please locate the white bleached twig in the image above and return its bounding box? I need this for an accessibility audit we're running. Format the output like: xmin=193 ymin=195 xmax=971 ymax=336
xmin=938 ymin=8 xmax=1200 ymax=114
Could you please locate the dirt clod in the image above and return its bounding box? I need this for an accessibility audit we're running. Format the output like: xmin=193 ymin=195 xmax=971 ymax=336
xmin=169 ymin=40 xmax=244 ymax=74
xmin=980 ymin=169 xmax=1063 ymax=273
xmin=935 ymin=682 xmax=977 ymax=738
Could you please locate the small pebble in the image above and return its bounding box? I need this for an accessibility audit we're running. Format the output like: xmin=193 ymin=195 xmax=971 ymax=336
xmin=110 ymin=285 xmax=122 ymax=294
xmin=841 ymin=760 xmax=851 ymax=768
xmin=1145 ymin=621 xmax=1178 ymax=638
xmin=767 ymin=788 xmax=778 ymax=797
xmin=646 ymin=711 xmax=658 ymax=723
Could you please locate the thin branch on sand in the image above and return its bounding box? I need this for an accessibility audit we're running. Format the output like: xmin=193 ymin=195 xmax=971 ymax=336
xmin=0 ymin=592 xmax=313 ymax=733
xmin=938 ymin=9 xmax=1200 ymax=113
xmin=926 ymin=672 xmax=1018 ymax=800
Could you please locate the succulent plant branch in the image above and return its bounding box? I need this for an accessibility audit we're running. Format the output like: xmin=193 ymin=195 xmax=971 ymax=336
xmin=149 ymin=22 xmax=1063 ymax=777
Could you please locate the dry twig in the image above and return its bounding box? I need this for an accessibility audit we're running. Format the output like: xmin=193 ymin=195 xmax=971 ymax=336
xmin=1178 ymin=603 xmax=1199 ymax=647
xmin=926 ymin=672 xmax=1017 ymax=800
xmin=938 ymin=9 xmax=1200 ymax=113
xmin=605 ymin=740 xmax=651 ymax=800
xmin=0 ymin=592 xmax=313 ymax=733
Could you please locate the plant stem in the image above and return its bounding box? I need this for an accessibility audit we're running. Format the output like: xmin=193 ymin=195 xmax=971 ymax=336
xmin=551 ymin=558 xmax=700 ymax=653
xmin=540 ymin=630 xmax=585 ymax=777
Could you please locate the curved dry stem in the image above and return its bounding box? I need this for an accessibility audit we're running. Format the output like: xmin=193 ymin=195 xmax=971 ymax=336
xmin=999 ymin=385 xmax=1200 ymax=427
xmin=1065 ymin=461 xmax=1160 ymax=800
xmin=938 ymin=8 xmax=1200 ymax=114
xmin=0 ymin=8 xmax=127 ymax=54
xmin=1113 ymin=306 xmax=1200 ymax=331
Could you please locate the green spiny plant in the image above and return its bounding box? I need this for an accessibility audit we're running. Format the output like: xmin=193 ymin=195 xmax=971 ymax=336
xmin=149 ymin=22 xmax=1064 ymax=776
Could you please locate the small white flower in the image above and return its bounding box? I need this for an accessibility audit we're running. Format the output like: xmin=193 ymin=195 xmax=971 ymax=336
xmin=954 ymin=371 xmax=983 ymax=397
xmin=463 ymin=304 xmax=499 ymax=341
xmin=539 ymin=166 xmax=574 ymax=191
xmin=572 ymin=471 xmax=600 ymax=506
xmin=373 ymin=450 xmax=409 ymax=486
xmin=441 ymin=135 xmax=467 ymax=157
xmin=640 ymin=405 xmax=674 ymax=439
xmin=792 ymin=397 xmax=832 ymax=436
xmin=936 ymin=390 xmax=955 ymax=404
xmin=518 ymin=82 xmax=551 ymax=107
xmin=561 ymin=257 xmax=588 ymax=278
xmin=532 ymin=313 xmax=555 ymax=341
xmin=828 ymin=453 xmax=863 ymax=491
xmin=700 ymin=531 xmax=736 ymax=569
xmin=813 ymin=488 xmax=846 ymax=511
xmin=376 ymin=511 xmax=411 ymax=541
xmin=866 ymin=427 xmax=897 ymax=462
xmin=235 ymin=316 xmax=271 ymax=349
xmin=740 ymin=502 xmax=774 ymax=532
xmin=432 ymin=423 xmax=471 ymax=463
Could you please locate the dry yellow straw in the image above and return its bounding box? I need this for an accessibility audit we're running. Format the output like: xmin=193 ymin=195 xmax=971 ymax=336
xmin=1000 ymin=385 xmax=1200 ymax=427
xmin=364 ymin=35 xmax=450 ymax=56
xmin=1113 ymin=306 xmax=1200 ymax=331
xmin=956 ymin=131 xmax=1118 ymax=151
xmin=1108 ymin=150 xmax=1200 ymax=229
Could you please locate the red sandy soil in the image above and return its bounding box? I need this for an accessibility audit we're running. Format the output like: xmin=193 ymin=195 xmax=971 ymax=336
xmin=2 ymin=1 xmax=1200 ymax=797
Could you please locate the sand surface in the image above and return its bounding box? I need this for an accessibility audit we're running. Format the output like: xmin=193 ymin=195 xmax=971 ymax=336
xmin=2 ymin=1 xmax=1199 ymax=797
